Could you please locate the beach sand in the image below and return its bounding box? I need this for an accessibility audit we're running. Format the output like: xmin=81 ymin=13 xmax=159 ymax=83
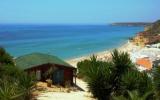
xmin=66 ymin=41 xmax=140 ymax=67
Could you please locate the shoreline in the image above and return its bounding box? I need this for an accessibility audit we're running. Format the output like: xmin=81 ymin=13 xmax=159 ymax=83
xmin=66 ymin=40 xmax=139 ymax=67
xmin=65 ymin=40 xmax=128 ymax=60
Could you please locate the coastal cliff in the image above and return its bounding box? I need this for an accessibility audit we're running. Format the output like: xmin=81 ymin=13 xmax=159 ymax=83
xmin=131 ymin=20 xmax=160 ymax=46
xmin=111 ymin=22 xmax=151 ymax=26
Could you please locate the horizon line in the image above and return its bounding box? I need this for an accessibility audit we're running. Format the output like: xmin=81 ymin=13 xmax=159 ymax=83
xmin=0 ymin=21 xmax=154 ymax=25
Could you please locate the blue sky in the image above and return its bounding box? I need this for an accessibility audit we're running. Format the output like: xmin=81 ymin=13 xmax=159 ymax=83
xmin=0 ymin=0 xmax=159 ymax=24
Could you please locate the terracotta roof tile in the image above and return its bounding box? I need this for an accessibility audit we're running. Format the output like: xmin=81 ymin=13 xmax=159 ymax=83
xmin=136 ymin=57 xmax=152 ymax=70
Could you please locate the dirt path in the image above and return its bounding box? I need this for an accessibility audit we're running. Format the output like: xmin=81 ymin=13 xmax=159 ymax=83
xmin=36 ymin=79 xmax=95 ymax=100
xmin=37 ymin=91 xmax=94 ymax=100
xmin=76 ymin=78 xmax=88 ymax=92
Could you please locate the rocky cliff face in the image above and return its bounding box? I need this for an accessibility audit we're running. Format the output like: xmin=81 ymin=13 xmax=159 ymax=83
xmin=132 ymin=20 xmax=160 ymax=46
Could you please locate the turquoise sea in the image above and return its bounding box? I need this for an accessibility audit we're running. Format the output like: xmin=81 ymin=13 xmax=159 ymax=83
xmin=0 ymin=25 xmax=144 ymax=59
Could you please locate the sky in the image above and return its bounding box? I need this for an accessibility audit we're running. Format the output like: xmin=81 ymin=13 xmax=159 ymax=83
xmin=0 ymin=0 xmax=160 ymax=24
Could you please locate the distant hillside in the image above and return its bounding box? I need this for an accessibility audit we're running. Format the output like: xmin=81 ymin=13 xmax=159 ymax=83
xmin=146 ymin=20 xmax=160 ymax=34
xmin=111 ymin=22 xmax=152 ymax=26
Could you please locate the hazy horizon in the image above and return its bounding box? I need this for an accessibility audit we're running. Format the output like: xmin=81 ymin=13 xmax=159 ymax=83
xmin=0 ymin=21 xmax=154 ymax=25
xmin=0 ymin=0 xmax=159 ymax=24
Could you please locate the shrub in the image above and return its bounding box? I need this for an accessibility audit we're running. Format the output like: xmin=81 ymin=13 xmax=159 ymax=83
xmin=0 ymin=65 xmax=21 ymax=79
xmin=85 ymin=56 xmax=112 ymax=100
xmin=153 ymin=66 xmax=160 ymax=98
xmin=113 ymin=90 xmax=153 ymax=100
xmin=0 ymin=78 xmax=24 ymax=100
xmin=18 ymin=73 xmax=36 ymax=100
xmin=77 ymin=59 xmax=91 ymax=79
xmin=0 ymin=67 xmax=36 ymax=100
xmin=77 ymin=49 xmax=154 ymax=100
xmin=0 ymin=47 xmax=14 ymax=66
xmin=120 ymin=70 xmax=153 ymax=97
xmin=0 ymin=47 xmax=36 ymax=100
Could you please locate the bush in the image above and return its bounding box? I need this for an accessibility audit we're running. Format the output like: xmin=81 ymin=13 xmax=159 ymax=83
xmin=120 ymin=70 xmax=153 ymax=97
xmin=0 ymin=47 xmax=14 ymax=66
xmin=77 ymin=49 xmax=154 ymax=100
xmin=18 ymin=73 xmax=36 ymax=100
xmin=113 ymin=90 xmax=153 ymax=100
xmin=0 ymin=79 xmax=24 ymax=100
xmin=0 ymin=65 xmax=21 ymax=79
xmin=77 ymin=59 xmax=91 ymax=79
xmin=153 ymin=66 xmax=160 ymax=98
xmin=0 ymin=47 xmax=36 ymax=100
xmin=85 ymin=56 xmax=113 ymax=100
xmin=0 ymin=65 xmax=36 ymax=100
xmin=77 ymin=55 xmax=112 ymax=80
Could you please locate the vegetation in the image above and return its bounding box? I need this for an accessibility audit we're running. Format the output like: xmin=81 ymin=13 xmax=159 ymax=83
xmin=132 ymin=19 xmax=160 ymax=45
xmin=84 ymin=55 xmax=112 ymax=99
xmin=112 ymin=22 xmax=151 ymax=26
xmin=113 ymin=90 xmax=153 ymax=100
xmin=0 ymin=47 xmax=14 ymax=66
xmin=77 ymin=49 xmax=160 ymax=100
xmin=153 ymin=66 xmax=160 ymax=98
xmin=0 ymin=79 xmax=24 ymax=100
xmin=148 ymin=20 xmax=160 ymax=34
xmin=0 ymin=47 xmax=36 ymax=100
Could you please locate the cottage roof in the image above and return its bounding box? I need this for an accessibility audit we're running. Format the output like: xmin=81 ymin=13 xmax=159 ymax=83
xmin=15 ymin=53 xmax=74 ymax=70
xmin=136 ymin=57 xmax=152 ymax=70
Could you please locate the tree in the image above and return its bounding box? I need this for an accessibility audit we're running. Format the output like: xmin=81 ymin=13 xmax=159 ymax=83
xmin=0 ymin=47 xmax=14 ymax=66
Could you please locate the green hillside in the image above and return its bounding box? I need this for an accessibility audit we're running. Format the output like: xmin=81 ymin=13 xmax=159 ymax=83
xmin=147 ymin=20 xmax=160 ymax=34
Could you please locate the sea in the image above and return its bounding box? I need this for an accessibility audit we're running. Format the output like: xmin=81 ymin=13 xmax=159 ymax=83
xmin=0 ymin=24 xmax=144 ymax=59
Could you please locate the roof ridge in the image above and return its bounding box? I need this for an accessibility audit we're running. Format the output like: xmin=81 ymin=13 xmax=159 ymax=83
xmin=15 ymin=53 xmax=75 ymax=70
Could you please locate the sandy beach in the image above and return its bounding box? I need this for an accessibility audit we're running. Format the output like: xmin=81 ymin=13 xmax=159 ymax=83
xmin=66 ymin=41 xmax=141 ymax=67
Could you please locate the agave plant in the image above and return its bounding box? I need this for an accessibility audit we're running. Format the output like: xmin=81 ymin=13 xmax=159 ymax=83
xmin=78 ymin=50 xmax=136 ymax=99
xmin=120 ymin=70 xmax=140 ymax=95
xmin=111 ymin=49 xmax=134 ymax=73
xmin=18 ymin=73 xmax=36 ymax=100
xmin=112 ymin=95 xmax=128 ymax=100
xmin=120 ymin=70 xmax=153 ymax=96
xmin=78 ymin=49 xmax=154 ymax=100
xmin=85 ymin=55 xmax=113 ymax=100
xmin=128 ymin=90 xmax=152 ymax=100
xmin=0 ymin=68 xmax=36 ymax=100
xmin=113 ymin=90 xmax=153 ymax=100
xmin=110 ymin=49 xmax=135 ymax=94
xmin=152 ymin=66 xmax=160 ymax=98
xmin=0 ymin=79 xmax=24 ymax=100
